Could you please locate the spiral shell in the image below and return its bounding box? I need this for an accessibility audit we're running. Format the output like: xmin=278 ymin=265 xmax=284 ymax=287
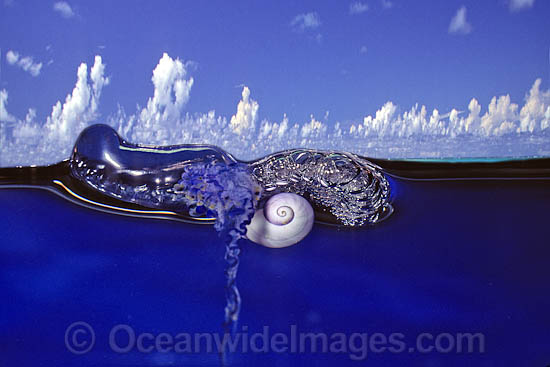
xmin=246 ymin=193 xmax=314 ymax=248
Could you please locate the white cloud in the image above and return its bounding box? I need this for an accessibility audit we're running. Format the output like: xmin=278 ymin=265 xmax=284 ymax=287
xmin=301 ymin=115 xmax=327 ymax=138
xmin=509 ymin=0 xmax=535 ymax=12
xmin=230 ymin=87 xmax=259 ymax=135
xmin=0 ymin=89 xmax=16 ymax=122
xmin=1 ymin=53 xmax=550 ymax=167
xmin=291 ymin=12 xmax=321 ymax=32
xmin=5 ymin=50 xmax=43 ymax=77
xmin=479 ymin=95 xmax=518 ymax=135
xmin=519 ymin=78 xmax=550 ymax=132
xmin=119 ymin=53 xmax=194 ymax=144
xmin=448 ymin=6 xmax=472 ymax=35
xmin=53 ymin=1 xmax=74 ymax=18
xmin=19 ymin=57 xmax=43 ymax=77
xmin=139 ymin=53 xmax=193 ymax=136
xmin=45 ymin=55 xmax=110 ymax=140
xmin=6 ymin=50 xmax=18 ymax=64
xmin=360 ymin=45 xmax=368 ymax=54
xmin=349 ymin=2 xmax=369 ymax=14
xmin=346 ymin=79 xmax=550 ymax=140
xmin=0 ymin=55 xmax=109 ymax=166
xmin=24 ymin=108 xmax=37 ymax=124
xmin=90 ymin=55 xmax=109 ymax=112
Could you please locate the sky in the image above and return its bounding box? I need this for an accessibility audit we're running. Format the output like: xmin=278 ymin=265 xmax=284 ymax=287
xmin=1 ymin=0 xmax=550 ymax=166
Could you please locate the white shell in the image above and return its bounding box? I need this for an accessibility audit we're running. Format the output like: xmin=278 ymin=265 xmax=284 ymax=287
xmin=246 ymin=193 xmax=314 ymax=248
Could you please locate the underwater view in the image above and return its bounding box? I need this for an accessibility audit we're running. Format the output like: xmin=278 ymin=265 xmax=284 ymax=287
xmin=1 ymin=1 xmax=550 ymax=366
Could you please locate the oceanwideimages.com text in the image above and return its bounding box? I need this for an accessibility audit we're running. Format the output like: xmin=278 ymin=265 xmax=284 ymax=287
xmin=65 ymin=322 xmax=485 ymax=360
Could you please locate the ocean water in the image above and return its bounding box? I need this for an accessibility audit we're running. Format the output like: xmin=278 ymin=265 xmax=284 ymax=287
xmin=3 ymin=3 xmax=550 ymax=365
xmin=1 ymin=125 xmax=549 ymax=365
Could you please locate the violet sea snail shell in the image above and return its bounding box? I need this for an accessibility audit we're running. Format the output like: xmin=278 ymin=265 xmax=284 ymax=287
xmin=246 ymin=192 xmax=314 ymax=248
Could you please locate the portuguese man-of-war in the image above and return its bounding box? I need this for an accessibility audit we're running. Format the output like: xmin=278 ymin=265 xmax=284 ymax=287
xmin=66 ymin=124 xmax=393 ymax=331
xmin=174 ymin=161 xmax=259 ymax=327
xmin=3 ymin=124 xmax=394 ymax=333
xmin=70 ymin=124 xmax=266 ymax=329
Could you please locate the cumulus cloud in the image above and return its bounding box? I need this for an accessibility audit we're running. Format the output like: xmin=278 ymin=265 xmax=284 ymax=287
xmin=0 ymin=56 xmax=109 ymax=166
xmin=291 ymin=12 xmax=321 ymax=31
xmin=301 ymin=115 xmax=327 ymax=140
xmin=1 ymin=52 xmax=550 ymax=167
xmin=6 ymin=50 xmax=18 ymax=64
xmin=230 ymin=87 xmax=259 ymax=135
xmin=449 ymin=6 xmax=472 ymax=35
xmin=119 ymin=53 xmax=194 ymax=144
xmin=0 ymin=89 xmax=16 ymax=122
xmin=44 ymin=55 xmax=110 ymax=140
xmin=519 ymin=79 xmax=550 ymax=132
xmin=349 ymin=2 xmax=369 ymax=14
xmin=53 ymin=1 xmax=74 ymax=18
xmin=118 ymin=74 xmax=549 ymax=160
xmin=479 ymin=95 xmax=518 ymax=135
xmin=5 ymin=50 xmax=43 ymax=77
xmin=509 ymin=0 xmax=535 ymax=12
xmin=347 ymin=79 xmax=550 ymax=140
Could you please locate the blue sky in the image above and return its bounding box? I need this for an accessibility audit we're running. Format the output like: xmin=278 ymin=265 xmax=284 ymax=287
xmin=1 ymin=1 xmax=550 ymax=165
xmin=2 ymin=0 xmax=548 ymax=123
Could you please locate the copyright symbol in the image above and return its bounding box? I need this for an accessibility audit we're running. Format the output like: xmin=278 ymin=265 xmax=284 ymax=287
xmin=65 ymin=321 xmax=95 ymax=354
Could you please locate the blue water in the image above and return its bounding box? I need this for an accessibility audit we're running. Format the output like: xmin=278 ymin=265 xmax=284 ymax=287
xmin=1 ymin=177 xmax=550 ymax=366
